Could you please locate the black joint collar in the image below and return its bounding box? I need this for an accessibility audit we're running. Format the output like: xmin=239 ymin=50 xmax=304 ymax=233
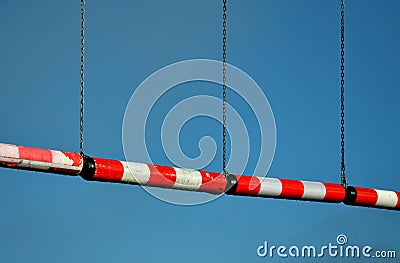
xmin=80 ymin=154 xmax=96 ymax=180
xmin=343 ymin=186 xmax=357 ymax=205
xmin=225 ymin=173 xmax=238 ymax=195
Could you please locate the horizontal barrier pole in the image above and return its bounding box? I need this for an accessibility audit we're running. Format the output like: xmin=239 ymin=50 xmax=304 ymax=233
xmin=0 ymin=143 xmax=83 ymax=175
xmin=344 ymin=186 xmax=400 ymax=210
xmin=0 ymin=142 xmax=399 ymax=210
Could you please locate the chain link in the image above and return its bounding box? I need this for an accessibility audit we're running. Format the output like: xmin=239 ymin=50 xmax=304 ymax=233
xmin=222 ymin=0 xmax=228 ymax=176
xmin=340 ymin=0 xmax=347 ymax=188
xmin=80 ymin=0 xmax=85 ymax=155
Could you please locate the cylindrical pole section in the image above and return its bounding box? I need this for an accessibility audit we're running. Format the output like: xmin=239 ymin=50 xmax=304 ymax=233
xmin=0 ymin=142 xmax=399 ymax=210
xmin=344 ymin=186 xmax=400 ymax=210
xmin=0 ymin=143 xmax=82 ymax=175
xmin=81 ymin=157 xmax=227 ymax=195
xmin=230 ymin=176 xmax=346 ymax=203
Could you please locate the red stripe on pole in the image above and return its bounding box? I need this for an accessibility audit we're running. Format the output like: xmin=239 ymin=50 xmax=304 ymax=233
xmin=92 ymin=158 xmax=124 ymax=181
xmin=62 ymin=152 xmax=83 ymax=167
xmin=234 ymin=175 xmax=261 ymax=196
xmin=354 ymin=187 xmax=378 ymax=206
xmin=396 ymin=192 xmax=400 ymax=209
xmin=198 ymin=171 xmax=226 ymax=194
xmin=148 ymin=164 xmax=176 ymax=188
xmin=323 ymin=182 xmax=346 ymax=202
xmin=279 ymin=179 xmax=304 ymax=199
xmin=18 ymin=146 xmax=52 ymax=163
xmin=0 ymin=161 xmax=18 ymax=168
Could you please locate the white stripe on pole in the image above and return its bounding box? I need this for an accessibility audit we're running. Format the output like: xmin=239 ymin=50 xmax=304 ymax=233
xmin=122 ymin=162 xmax=151 ymax=185
xmin=0 ymin=144 xmax=19 ymax=158
xmin=173 ymin=168 xmax=202 ymax=191
xmin=258 ymin=178 xmax=282 ymax=197
xmin=302 ymin=181 xmax=326 ymax=200
xmin=375 ymin=189 xmax=398 ymax=208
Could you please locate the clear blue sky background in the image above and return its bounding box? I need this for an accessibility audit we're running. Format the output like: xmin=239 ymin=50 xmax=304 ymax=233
xmin=0 ymin=1 xmax=399 ymax=262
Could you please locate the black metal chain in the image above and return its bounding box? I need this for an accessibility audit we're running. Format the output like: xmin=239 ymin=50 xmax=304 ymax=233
xmin=340 ymin=0 xmax=347 ymax=188
xmin=80 ymin=0 xmax=85 ymax=155
xmin=222 ymin=0 xmax=228 ymax=176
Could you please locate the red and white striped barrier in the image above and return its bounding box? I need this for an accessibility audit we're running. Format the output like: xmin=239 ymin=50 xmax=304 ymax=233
xmin=231 ymin=176 xmax=346 ymax=202
xmin=0 ymin=142 xmax=399 ymax=210
xmin=86 ymin=157 xmax=227 ymax=194
xmin=344 ymin=186 xmax=400 ymax=210
xmin=0 ymin=143 xmax=83 ymax=175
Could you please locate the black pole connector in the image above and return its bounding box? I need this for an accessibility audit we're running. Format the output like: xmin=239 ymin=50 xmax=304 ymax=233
xmin=225 ymin=173 xmax=238 ymax=195
xmin=80 ymin=154 xmax=96 ymax=180
xmin=343 ymin=186 xmax=357 ymax=205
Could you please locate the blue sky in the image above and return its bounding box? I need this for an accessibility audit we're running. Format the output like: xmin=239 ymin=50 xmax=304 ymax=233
xmin=0 ymin=1 xmax=399 ymax=262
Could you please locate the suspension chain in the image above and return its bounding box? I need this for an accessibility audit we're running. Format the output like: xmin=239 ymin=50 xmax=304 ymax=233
xmin=222 ymin=0 xmax=228 ymax=176
xmin=80 ymin=0 xmax=86 ymax=155
xmin=340 ymin=0 xmax=347 ymax=188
